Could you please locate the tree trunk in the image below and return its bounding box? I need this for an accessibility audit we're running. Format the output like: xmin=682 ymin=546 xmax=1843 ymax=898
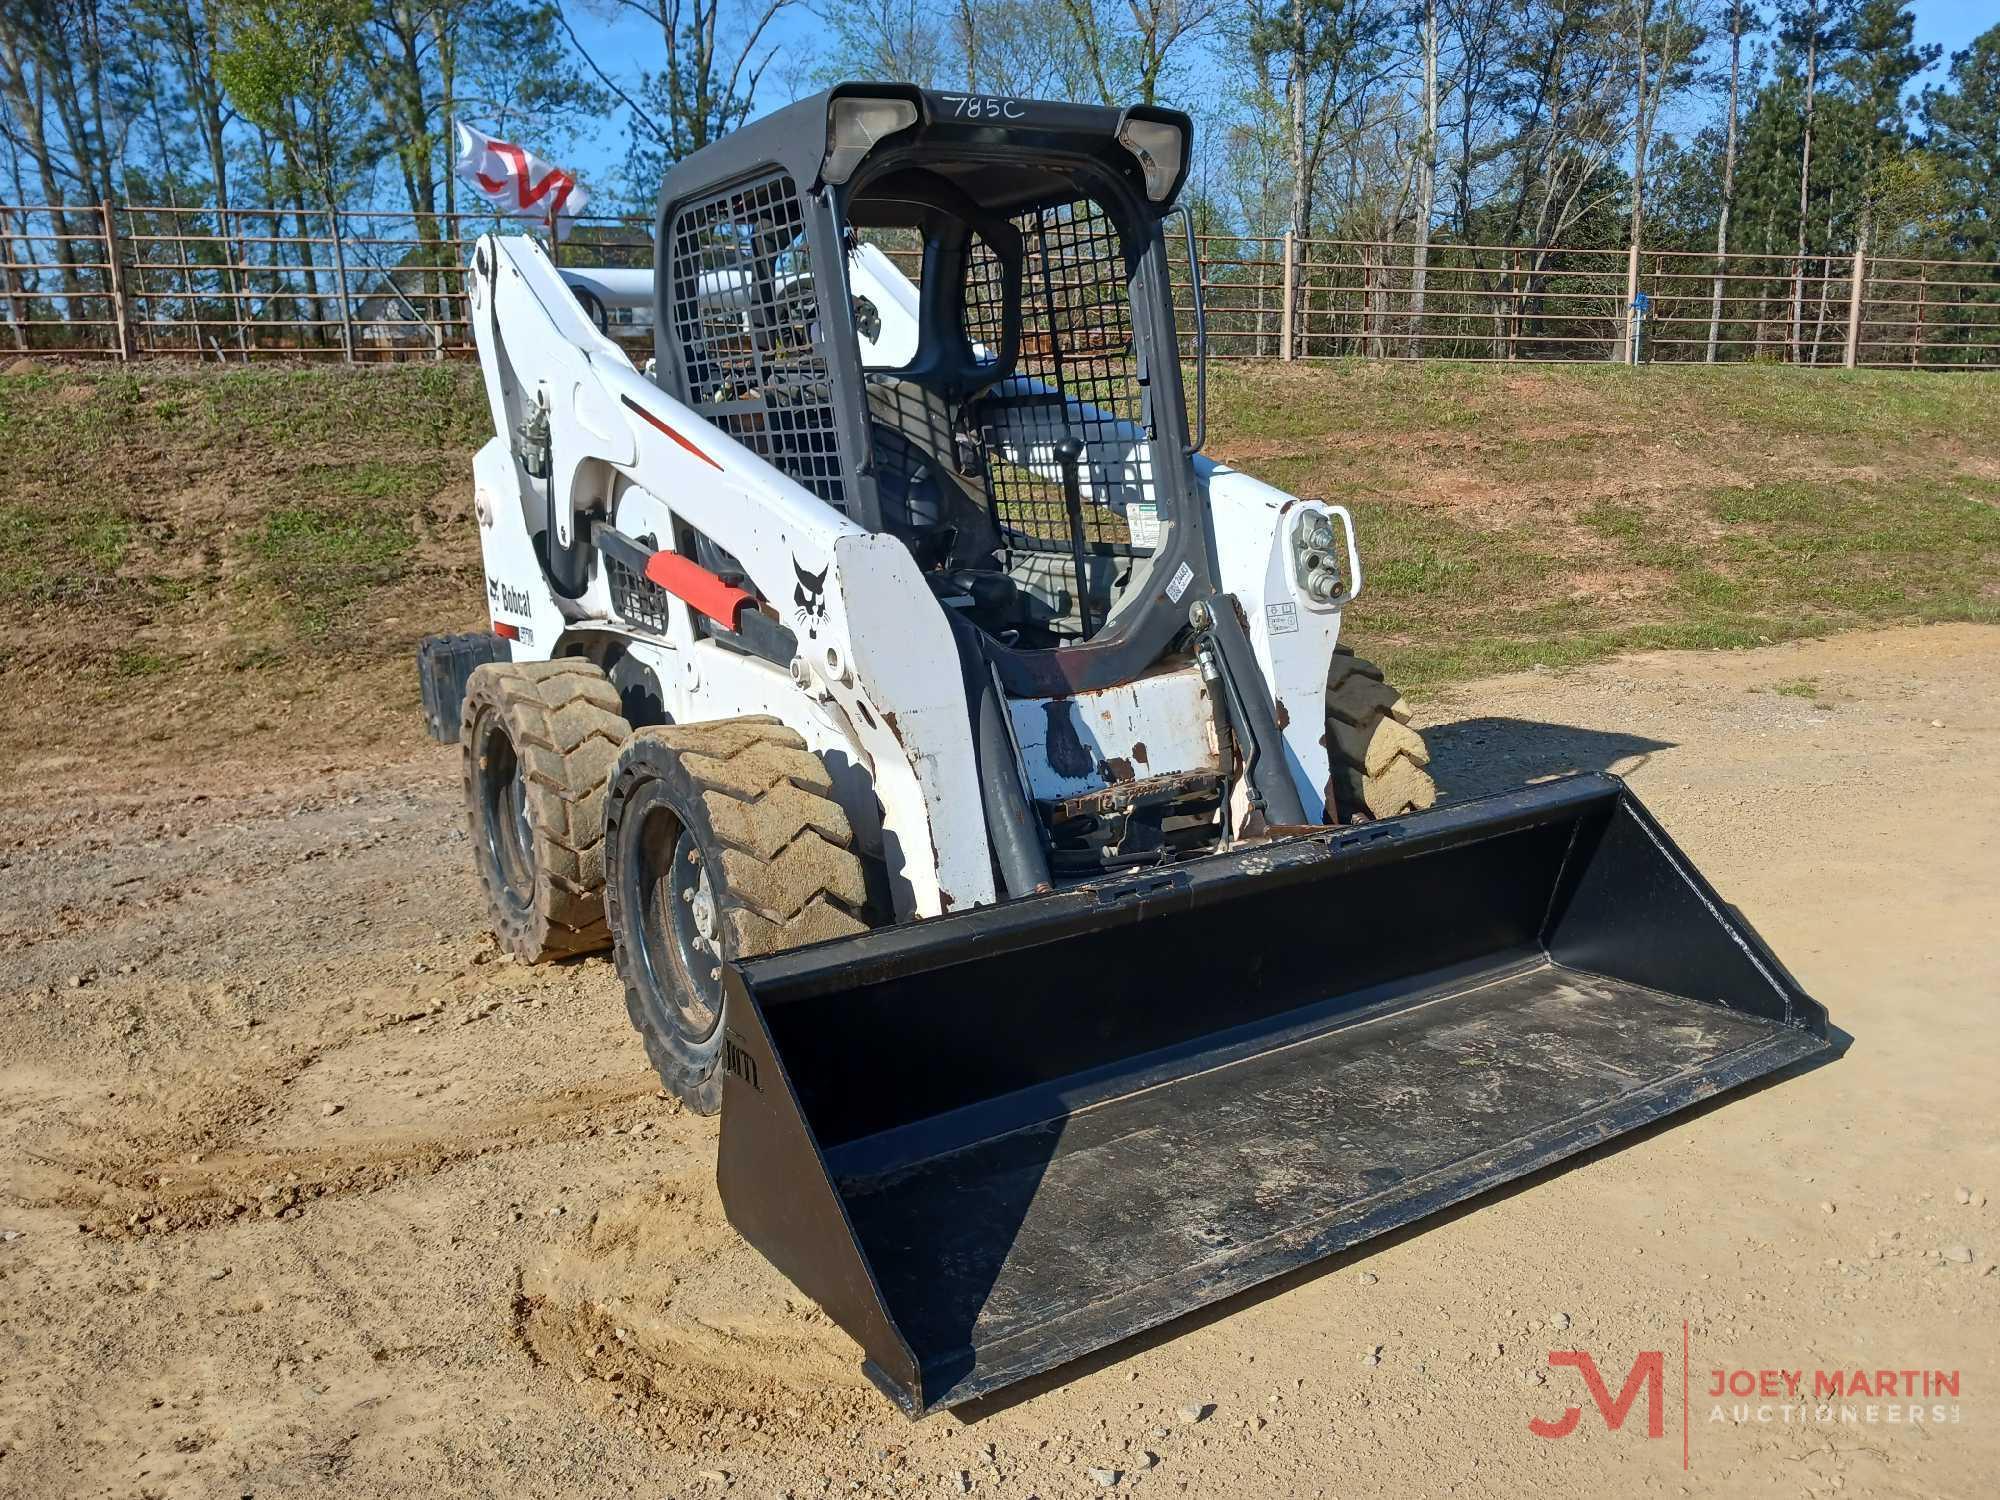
xmin=0 ymin=205 xmax=30 ymax=347
xmin=1408 ymin=0 xmax=1438 ymax=360
xmin=1707 ymin=0 xmax=1743 ymax=363
xmin=436 ymin=8 xmax=459 ymax=345
xmin=1791 ymin=3 xmax=1819 ymax=363
xmin=1620 ymin=0 xmax=1661 ymax=364
xmin=0 ymin=32 xmax=85 ymax=303
xmin=1287 ymin=0 xmax=1309 ymax=358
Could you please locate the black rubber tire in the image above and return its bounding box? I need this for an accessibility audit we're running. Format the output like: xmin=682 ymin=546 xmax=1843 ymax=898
xmin=603 ymin=717 xmax=872 ymax=1115
xmin=461 ymin=660 xmax=632 ymax=961
xmin=1324 ymin=646 xmax=1437 ymax=821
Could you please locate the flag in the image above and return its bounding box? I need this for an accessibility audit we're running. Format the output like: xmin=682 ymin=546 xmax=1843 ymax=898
xmin=454 ymin=122 xmax=589 ymax=240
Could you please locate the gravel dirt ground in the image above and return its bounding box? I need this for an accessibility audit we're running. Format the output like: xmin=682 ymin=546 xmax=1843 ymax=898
xmin=2 ymin=623 xmax=1995 ymax=1500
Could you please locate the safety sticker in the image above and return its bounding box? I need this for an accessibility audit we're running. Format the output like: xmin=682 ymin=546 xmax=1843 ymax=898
xmin=1166 ymin=561 xmax=1195 ymax=603
xmin=1266 ymin=601 xmax=1299 ymax=635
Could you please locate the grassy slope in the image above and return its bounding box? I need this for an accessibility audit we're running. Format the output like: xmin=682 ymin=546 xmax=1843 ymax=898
xmin=1 ymin=361 xmax=1994 ymax=759
xmin=1206 ymin=362 xmax=2000 ymax=688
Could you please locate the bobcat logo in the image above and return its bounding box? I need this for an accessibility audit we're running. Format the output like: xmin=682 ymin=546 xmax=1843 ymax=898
xmin=793 ymin=556 xmax=829 ymax=638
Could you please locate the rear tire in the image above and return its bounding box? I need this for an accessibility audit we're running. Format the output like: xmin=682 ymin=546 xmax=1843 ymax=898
xmin=603 ymin=718 xmax=872 ymax=1115
xmin=1324 ymin=647 xmax=1437 ymax=821
xmin=462 ymin=660 xmax=632 ymax=961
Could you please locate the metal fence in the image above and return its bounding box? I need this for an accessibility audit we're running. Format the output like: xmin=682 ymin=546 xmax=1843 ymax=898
xmin=2 ymin=201 xmax=1995 ymax=369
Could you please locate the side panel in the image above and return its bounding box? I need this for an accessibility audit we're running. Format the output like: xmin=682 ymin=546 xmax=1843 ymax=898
xmin=1201 ymin=457 xmax=1343 ymax=824
xmin=835 ymin=534 xmax=996 ymax=917
xmin=1007 ymin=671 xmax=1218 ymax=801
xmin=472 ymin=439 xmax=565 ymax=660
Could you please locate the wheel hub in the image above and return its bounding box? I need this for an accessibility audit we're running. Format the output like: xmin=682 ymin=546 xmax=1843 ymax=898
xmin=634 ymin=808 xmax=724 ymax=1041
xmin=478 ymin=719 xmax=535 ymax=907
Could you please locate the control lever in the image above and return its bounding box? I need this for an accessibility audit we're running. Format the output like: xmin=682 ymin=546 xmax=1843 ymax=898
xmin=1054 ymin=436 xmax=1095 ymax=639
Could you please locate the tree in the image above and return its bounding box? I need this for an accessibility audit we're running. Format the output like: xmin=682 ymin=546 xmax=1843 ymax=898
xmin=1241 ymin=0 xmax=1397 ymax=348
xmin=560 ymin=0 xmax=793 ymax=192
xmin=1615 ymin=0 xmax=1704 ymax=359
xmin=1774 ymin=0 xmax=1860 ymax=357
xmin=217 ymin=0 xmax=375 ymax=357
xmin=1706 ymin=0 xmax=1756 ymax=361
xmin=1407 ymin=0 xmax=1438 ymax=357
xmin=1835 ymin=0 xmax=1936 ymax=260
xmin=1922 ymin=23 xmax=2000 ymax=260
xmin=1055 ymin=0 xmax=1220 ymax=105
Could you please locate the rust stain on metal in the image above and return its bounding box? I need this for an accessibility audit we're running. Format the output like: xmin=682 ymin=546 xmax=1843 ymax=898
xmin=1098 ymin=756 xmax=1136 ymax=784
xmin=1050 ymin=769 xmax=1222 ymax=822
xmin=1273 ymin=698 xmax=1290 ymax=731
xmin=1131 ymin=740 xmax=1149 ymax=766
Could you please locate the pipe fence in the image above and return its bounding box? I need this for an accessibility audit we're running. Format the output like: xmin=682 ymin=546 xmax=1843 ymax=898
xmin=1 ymin=202 xmax=1994 ymax=370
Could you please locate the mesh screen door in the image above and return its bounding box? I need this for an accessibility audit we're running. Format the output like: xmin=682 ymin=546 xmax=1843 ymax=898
xmin=667 ymin=172 xmax=849 ymax=512
xmin=964 ymin=198 xmax=1157 ymax=554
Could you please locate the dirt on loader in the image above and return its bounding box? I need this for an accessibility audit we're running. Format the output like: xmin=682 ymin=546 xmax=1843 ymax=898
xmin=2 ymin=623 xmax=1996 ymax=1499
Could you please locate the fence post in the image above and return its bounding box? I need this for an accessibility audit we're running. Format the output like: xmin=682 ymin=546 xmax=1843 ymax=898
xmin=1617 ymin=237 xmax=1639 ymax=363
xmin=1279 ymin=229 xmax=1296 ymax=362
xmin=1843 ymin=246 xmax=1865 ymax=370
xmin=1910 ymin=269 xmax=1927 ymax=368
xmin=327 ymin=205 xmax=358 ymax=363
xmin=100 ymin=201 xmax=131 ymax=361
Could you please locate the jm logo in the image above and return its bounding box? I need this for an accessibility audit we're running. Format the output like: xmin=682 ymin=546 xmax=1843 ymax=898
xmin=1530 ymin=1350 xmax=1666 ymax=1440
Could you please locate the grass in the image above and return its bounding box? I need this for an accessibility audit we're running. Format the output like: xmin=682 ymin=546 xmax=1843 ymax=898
xmin=0 ymin=504 xmax=133 ymax=602
xmin=252 ymin=504 xmax=418 ymax=641
xmin=1206 ymin=361 xmax=2000 ymax=687
xmin=0 ymin=359 xmax=1994 ymax=753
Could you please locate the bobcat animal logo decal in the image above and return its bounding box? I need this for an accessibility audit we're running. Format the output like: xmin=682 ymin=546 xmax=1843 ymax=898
xmin=793 ymin=556 xmax=828 ymax=638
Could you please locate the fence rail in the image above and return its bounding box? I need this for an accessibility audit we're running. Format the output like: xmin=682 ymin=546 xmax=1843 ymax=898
xmin=2 ymin=202 xmax=1995 ymax=370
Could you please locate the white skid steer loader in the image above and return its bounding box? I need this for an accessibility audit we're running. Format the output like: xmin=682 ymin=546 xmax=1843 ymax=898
xmin=420 ymin=85 xmax=1832 ymax=1416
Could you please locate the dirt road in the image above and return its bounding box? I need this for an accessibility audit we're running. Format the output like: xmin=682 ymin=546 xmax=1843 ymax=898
xmin=3 ymin=624 xmax=1996 ymax=1499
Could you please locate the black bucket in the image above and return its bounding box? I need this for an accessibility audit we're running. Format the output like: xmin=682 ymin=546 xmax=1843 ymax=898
xmin=715 ymin=772 xmax=1831 ymax=1416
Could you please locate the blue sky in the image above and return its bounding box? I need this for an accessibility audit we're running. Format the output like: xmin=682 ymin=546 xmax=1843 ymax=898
xmin=546 ymin=0 xmax=1997 ymax=203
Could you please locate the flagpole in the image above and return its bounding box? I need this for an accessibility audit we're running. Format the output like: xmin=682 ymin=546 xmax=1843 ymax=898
xmin=547 ymin=205 xmax=560 ymax=268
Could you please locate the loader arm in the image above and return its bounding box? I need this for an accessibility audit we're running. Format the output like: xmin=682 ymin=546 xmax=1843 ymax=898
xmin=469 ymin=234 xmax=998 ymax=916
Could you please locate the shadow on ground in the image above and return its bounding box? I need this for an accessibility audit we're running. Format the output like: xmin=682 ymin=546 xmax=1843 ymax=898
xmin=1425 ymin=717 xmax=1676 ymax=801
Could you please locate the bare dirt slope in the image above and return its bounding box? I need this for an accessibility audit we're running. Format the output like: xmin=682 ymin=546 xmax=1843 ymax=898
xmin=2 ymin=624 xmax=1996 ymax=1499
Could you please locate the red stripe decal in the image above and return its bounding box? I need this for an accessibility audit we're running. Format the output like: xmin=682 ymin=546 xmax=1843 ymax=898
xmin=620 ymin=393 xmax=723 ymax=470
xmin=492 ymin=620 xmax=521 ymax=640
xmin=643 ymin=549 xmax=755 ymax=631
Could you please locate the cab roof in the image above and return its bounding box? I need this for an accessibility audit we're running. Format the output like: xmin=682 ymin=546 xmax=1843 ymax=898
xmin=651 ymin=84 xmax=1192 ymax=228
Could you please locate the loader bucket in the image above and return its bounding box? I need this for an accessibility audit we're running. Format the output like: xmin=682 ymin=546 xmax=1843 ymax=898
xmin=716 ymin=772 xmax=1832 ymax=1416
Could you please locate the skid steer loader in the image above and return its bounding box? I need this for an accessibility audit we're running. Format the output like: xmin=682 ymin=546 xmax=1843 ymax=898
xmin=419 ymin=84 xmax=1832 ymax=1416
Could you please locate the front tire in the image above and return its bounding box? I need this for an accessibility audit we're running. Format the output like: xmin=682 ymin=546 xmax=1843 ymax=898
xmin=461 ymin=660 xmax=632 ymax=961
xmin=603 ymin=718 xmax=872 ymax=1114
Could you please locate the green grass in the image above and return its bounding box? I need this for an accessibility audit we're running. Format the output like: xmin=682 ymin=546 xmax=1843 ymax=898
xmin=251 ymin=504 xmax=417 ymax=641
xmin=0 ymin=361 xmax=1995 ymax=717
xmin=1206 ymin=362 xmax=2000 ymax=688
xmin=0 ymin=503 xmax=134 ymax=602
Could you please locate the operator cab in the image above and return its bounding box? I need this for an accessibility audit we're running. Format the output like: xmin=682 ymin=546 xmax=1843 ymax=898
xmin=652 ymin=85 xmax=1208 ymax=697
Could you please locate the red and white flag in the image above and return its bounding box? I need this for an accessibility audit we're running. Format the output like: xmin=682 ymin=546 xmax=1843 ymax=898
xmin=454 ymin=122 xmax=589 ymax=240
